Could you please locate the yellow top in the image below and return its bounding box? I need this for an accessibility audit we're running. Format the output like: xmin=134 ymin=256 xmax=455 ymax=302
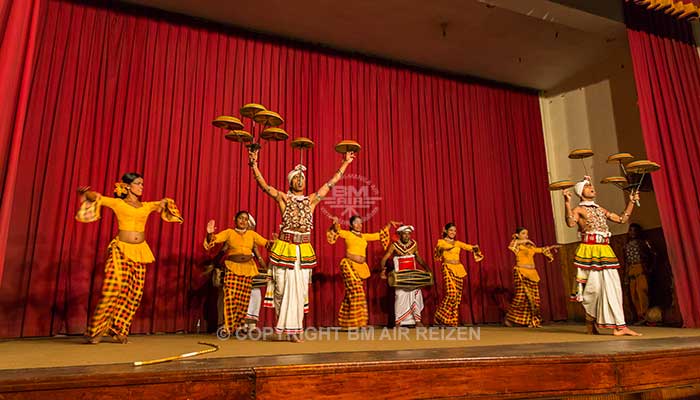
xmin=337 ymin=230 xmax=380 ymax=257
xmin=94 ymin=196 xmax=163 ymax=231
xmin=435 ymin=239 xmax=472 ymax=278
xmin=204 ymin=229 xmax=267 ymax=276
xmin=75 ymin=194 xmax=183 ymax=263
xmin=512 ymin=244 xmax=544 ymax=266
xmin=508 ymin=242 xmax=554 ymax=283
xmin=334 ymin=230 xmax=381 ymax=279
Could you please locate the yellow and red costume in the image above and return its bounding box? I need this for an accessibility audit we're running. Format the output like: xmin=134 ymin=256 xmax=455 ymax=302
xmin=76 ymin=194 xmax=183 ymax=340
xmin=204 ymin=229 xmax=268 ymax=332
xmin=505 ymin=242 xmax=554 ymax=327
xmin=434 ymin=239 xmax=474 ymax=326
xmin=327 ymin=224 xmax=390 ymax=328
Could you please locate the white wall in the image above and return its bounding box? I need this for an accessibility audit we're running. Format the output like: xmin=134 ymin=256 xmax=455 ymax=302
xmin=540 ymin=45 xmax=662 ymax=244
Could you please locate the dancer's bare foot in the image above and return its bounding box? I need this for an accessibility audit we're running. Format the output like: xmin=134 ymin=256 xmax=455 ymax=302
xmin=111 ymin=333 xmax=128 ymax=344
xmin=585 ymin=321 xmax=600 ymax=335
xmin=84 ymin=335 xmax=101 ymax=344
xmin=289 ymin=334 xmax=304 ymax=343
xmin=504 ymin=319 xmax=514 ymax=328
xmin=614 ymin=327 xmax=642 ymax=336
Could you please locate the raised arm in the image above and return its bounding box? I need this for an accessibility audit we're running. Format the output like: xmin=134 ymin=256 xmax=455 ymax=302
xmin=606 ymin=191 xmax=639 ymax=224
xmin=563 ymin=190 xmax=579 ymax=228
xmin=248 ymin=149 xmax=281 ymax=200
xmin=312 ymin=151 xmax=355 ymax=204
xmin=77 ymin=186 xmax=99 ymax=202
xmin=204 ymin=220 xmax=231 ymax=251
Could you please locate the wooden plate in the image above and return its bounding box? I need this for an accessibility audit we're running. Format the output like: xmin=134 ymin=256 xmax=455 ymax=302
xmin=212 ymin=116 xmax=244 ymax=131
xmin=568 ymin=149 xmax=594 ymax=159
xmin=334 ymin=140 xmax=361 ymax=154
xmin=291 ymin=137 xmax=315 ymax=149
xmin=627 ymin=160 xmax=661 ymax=174
xmin=260 ymin=127 xmax=289 ymax=141
xmin=606 ymin=152 xmax=635 ymax=164
xmin=224 ymin=130 xmax=254 ymax=143
xmin=253 ymin=110 xmax=284 ymax=127
xmin=240 ymin=103 xmax=266 ymax=118
xmin=600 ymin=176 xmax=628 ymax=184
xmin=548 ymin=180 xmax=576 ymax=191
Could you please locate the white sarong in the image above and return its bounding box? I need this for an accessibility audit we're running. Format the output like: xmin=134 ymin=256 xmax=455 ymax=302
xmin=246 ymin=288 xmax=262 ymax=321
xmin=273 ymin=245 xmax=310 ymax=334
xmin=395 ymin=288 xmax=424 ymax=326
xmin=580 ymin=269 xmax=626 ymax=329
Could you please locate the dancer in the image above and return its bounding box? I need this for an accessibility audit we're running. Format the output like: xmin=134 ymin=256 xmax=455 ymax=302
xmin=204 ymin=211 xmax=269 ymax=334
xmin=380 ymin=225 xmax=431 ymax=327
xmin=76 ymin=173 xmax=183 ymax=344
xmin=327 ymin=216 xmax=395 ymax=328
xmin=623 ymin=223 xmax=655 ymax=324
xmin=504 ymin=227 xmax=559 ymax=328
xmin=433 ymin=223 xmax=483 ymax=327
xmin=564 ymin=176 xmax=641 ymax=336
xmin=248 ymin=148 xmax=355 ymax=341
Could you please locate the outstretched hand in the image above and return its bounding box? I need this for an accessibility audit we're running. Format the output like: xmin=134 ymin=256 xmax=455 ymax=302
xmin=563 ymin=189 xmax=572 ymax=202
xmin=344 ymin=151 xmax=356 ymax=163
xmin=206 ymin=219 xmax=216 ymax=234
xmin=629 ymin=190 xmax=640 ymax=203
xmin=248 ymin=149 xmax=259 ymax=164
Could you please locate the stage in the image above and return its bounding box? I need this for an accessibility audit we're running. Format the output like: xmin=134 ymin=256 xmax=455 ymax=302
xmin=2 ymin=324 xmax=700 ymax=399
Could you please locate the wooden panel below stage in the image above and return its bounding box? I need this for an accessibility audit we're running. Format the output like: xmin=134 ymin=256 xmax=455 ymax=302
xmin=2 ymin=337 xmax=700 ymax=399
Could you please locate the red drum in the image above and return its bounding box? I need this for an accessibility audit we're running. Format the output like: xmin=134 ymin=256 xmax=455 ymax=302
xmin=394 ymin=255 xmax=417 ymax=271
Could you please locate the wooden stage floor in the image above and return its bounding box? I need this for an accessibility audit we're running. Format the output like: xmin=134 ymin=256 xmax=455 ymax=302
xmin=2 ymin=324 xmax=700 ymax=399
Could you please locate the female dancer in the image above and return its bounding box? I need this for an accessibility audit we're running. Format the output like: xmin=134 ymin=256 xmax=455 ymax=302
xmin=76 ymin=173 xmax=183 ymax=343
xmin=504 ymin=227 xmax=559 ymax=328
xmin=433 ymin=223 xmax=483 ymax=326
xmin=327 ymin=216 xmax=395 ymax=328
xmin=204 ymin=211 xmax=269 ymax=334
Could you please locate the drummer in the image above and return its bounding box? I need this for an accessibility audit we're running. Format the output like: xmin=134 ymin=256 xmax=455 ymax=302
xmin=380 ymin=225 xmax=431 ymax=327
xmin=204 ymin=211 xmax=270 ymax=334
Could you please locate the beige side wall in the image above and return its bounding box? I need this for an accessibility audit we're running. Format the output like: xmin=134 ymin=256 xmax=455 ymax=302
xmin=540 ymin=45 xmax=662 ymax=244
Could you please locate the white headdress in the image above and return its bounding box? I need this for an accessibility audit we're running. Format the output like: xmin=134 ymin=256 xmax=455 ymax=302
xmin=574 ymin=176 xmax=591 ymax=199
xmin=287 ymin=164 xmax=307 ymax=184
xmin=396 ymin=225 xmax=415 ymax=233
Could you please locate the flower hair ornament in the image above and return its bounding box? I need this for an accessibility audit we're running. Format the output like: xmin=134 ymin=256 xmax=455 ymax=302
xmin=114 ymin=182 xmax=129 ymax=197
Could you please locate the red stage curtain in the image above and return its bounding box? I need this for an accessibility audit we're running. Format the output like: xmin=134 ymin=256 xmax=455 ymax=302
xmin=0 ymin=0 xmax=45 ymax=284
xmin=0 ymin=0 xmax=566 ymax=337
xmin=625 ymin=3 xmax=700 ymax=327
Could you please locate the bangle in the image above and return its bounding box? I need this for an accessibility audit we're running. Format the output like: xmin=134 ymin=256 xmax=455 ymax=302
xmin=325 ymin=181 xmax=334 ymax=188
